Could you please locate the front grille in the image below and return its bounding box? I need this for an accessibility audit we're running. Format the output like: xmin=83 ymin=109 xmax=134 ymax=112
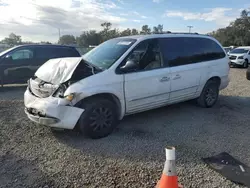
xmin=29 ymin=78 xmax=58 ymax=98
xmin=229 ymin=56 xmax=236 ymax=60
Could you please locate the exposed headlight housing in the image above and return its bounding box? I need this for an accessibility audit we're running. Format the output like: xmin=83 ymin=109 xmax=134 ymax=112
xmin=238 ymin=56 xmax=244 ymax=59
xmin=53 ymin=84 xmax=68 ymax=98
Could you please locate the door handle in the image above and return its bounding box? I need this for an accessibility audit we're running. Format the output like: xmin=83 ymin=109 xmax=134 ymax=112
xmin=173 ymin=74 xmax=181 ymax=80
xmin=160 ymin=76 xmax=170 ymax=82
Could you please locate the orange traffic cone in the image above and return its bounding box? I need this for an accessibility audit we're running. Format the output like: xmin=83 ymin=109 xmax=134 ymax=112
xmin=156 ymin=146 xmax=182 ymax=188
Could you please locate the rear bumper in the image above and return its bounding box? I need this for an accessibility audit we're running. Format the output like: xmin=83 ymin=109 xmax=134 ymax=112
xmin=24 ymin=89 xmax=84 ymax=129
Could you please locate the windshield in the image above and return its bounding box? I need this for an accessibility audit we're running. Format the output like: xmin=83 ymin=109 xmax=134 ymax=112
xmin=230 ymin=48 xmax=249 ymax=54
xmin=83 ymin=38 xmax=136 ymax=70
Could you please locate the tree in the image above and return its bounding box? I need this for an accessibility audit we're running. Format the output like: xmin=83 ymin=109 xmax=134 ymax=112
xmin=1 ymin=33 xmax=22 ymax=46
xmin=131 ymin=29 xmax=139 ymax=35
xmin=101 ymin=22 xmax=112 ymax=31
xmin=140 ymin=25 xmax=151 ymax=34
xmin=153 ymin=24 xmax=163 ymax=34
xmin=100 ymin=22 xmax=120 ymax=41
xmin=120 ymin=28 xmax=132 ymax=36
xmin=210 ymin=9 xmax=250 ymax=46
xmin=40 ymin=41 xmax=52 ymax=44
xmin=76 ymin=30 xmax=102 ymax=47
xmin=58 ymin=35 xmax=76 ymax=45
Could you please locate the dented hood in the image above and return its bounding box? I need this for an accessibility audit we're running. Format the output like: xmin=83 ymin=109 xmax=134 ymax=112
xmin=35 ymin=57 xmax=83 ymax=84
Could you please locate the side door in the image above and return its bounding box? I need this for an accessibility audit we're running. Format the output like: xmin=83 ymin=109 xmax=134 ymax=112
xmin=159 ymin=37 xmax=203 ymax=102
xmin=1 ymin=46 xmax=35 ymax=84
xmin=120 ymin=39 xmax=171 ymax=114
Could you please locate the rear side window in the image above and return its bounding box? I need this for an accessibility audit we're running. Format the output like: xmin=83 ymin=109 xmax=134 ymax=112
xmin=57 ymin=48 xmax=80 ymax=57
xmin=35 ymin=46 xmax=80 ymax=59
xmin=159 ymin=37 xmax=225 ymax=67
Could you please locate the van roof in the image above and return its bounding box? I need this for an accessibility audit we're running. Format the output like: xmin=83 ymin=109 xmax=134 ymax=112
xmin=236 ymin=46 xmax=250 ymax=49
xmin=117 ymin=33 xmax=214 ymax=41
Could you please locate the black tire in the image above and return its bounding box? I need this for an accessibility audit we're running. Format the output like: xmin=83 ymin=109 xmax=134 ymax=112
xmin=243 ymin=59 xmax=249 ymax=68
xmin=77 ymin=98 xmax=118 ymax=139
xmin=197 ymin=80 xmax=219 ymax=108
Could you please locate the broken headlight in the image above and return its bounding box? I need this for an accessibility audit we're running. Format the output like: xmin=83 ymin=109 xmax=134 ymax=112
xmin=53 ymin=84 xmax=68 ymax=98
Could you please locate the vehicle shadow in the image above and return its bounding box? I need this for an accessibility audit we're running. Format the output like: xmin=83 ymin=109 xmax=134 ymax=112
xmin=53 ymin=94 xmax=250 ymax=167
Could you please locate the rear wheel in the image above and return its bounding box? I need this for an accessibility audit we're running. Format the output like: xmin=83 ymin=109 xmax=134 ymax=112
xmin=77 ymin=98 xmax=118 ymax=139
xmin=197 ymin=80 xmax=219 ymax=108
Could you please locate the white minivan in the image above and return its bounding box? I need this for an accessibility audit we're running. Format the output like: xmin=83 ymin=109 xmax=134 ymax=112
xmin=24 ymin=34 xmax=230 ymax=139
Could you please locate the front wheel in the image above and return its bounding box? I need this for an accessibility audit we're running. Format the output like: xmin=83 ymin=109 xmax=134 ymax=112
xmin=197 ymin=80 xmax=219 ymax=108
xmin=77 ymin=98 xmax=118 ymax=139
xmin=243 ymin=59 xmax=249 ymax=68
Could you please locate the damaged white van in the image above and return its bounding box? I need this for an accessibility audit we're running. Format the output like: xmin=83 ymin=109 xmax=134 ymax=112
xmin=24 ymin=34 xmax=230 ymax=139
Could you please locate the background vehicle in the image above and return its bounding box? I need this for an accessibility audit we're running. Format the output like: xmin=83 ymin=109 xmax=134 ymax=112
xmin=228 ymin=46 xmax=250 ymax=68
xmin=24 ymin=34 xmax=229 ymax=139
xmin=0 ymin=44 xmax=81 ymax=85
xmin=224 ymin=46 xmax=233 ymax=54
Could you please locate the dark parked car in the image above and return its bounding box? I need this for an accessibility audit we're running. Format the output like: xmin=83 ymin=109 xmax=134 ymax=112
xmin=0 ymin=44 xmax=81 ymax=85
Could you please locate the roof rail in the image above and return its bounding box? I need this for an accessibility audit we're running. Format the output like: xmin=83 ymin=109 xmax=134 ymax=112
xmin=172 ymin=32 xmax=199 ymax=35
xmin=158 ymin=32 xmax=200 ymax=35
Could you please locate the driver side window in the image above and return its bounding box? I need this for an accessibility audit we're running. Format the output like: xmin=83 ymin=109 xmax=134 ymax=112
xmin=125 ymin=39 xmax=162 ymax=72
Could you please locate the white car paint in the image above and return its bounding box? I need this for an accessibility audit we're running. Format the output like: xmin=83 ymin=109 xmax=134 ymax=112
xmin=24 ymin=89 xmax=84 ymax=129
xmin=24 ymin=34 xmax=230 ymax=130
xmin=228 ymin=46 xmax=250 ymax=65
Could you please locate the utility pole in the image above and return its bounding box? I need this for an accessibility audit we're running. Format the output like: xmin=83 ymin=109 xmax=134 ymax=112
xmin=187 ymin=26 xmax=193 ymax=33
xmin=58 ymin=28 xmax=61 ymax=40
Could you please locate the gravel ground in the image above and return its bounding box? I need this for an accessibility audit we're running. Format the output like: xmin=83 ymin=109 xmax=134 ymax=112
xmin=0 ymin=68 xmax=250 ymax=188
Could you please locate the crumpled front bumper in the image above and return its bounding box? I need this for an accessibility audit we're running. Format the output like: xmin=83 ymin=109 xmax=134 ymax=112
xmin=24 ymin=89 xmax=84 ymax=129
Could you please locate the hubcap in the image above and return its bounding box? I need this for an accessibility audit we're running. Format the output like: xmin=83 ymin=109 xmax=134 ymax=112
xmin=89 ymin=107 xmax=113 ymax=131
xmin=205 ymin=88 xmax=217 ymax=105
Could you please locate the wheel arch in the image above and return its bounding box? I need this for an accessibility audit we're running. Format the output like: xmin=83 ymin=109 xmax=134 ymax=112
xmin=207 ymin=76 xmax=221 ymax=86
xmin=74 ymin=92 xmax=124 ymax=120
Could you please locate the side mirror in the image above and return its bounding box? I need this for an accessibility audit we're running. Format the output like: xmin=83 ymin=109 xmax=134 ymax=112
xmin=4 ymin=55 xmax=13 ymax=61
xmin=120 ymin=60 xmax=139 ymax=73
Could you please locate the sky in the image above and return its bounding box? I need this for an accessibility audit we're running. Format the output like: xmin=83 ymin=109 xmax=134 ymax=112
xmin=0 ymin=0 xmax=249 ymax=42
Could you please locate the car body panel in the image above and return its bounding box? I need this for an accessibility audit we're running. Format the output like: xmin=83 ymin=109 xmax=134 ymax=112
xmin=35 ymin=57 xmax=82 ymax=84
xmin=24 ymin=34 xmax=230 ymax=130
xmin=24 ymin=89 xmax=84 ymax=129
